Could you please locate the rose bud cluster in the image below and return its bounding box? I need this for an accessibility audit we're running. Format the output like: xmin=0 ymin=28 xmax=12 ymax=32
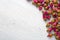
xmin=32 ymin=0 xmax=60 ymax=40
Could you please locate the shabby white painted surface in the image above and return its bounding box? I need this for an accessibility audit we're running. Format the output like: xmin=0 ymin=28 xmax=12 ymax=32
xmin=0 ymin=0 xmax=55 ymax=40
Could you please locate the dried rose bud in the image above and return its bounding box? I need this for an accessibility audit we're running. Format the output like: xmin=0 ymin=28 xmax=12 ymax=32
xmin=49 ymin=2 xmax=53 ymax=8
xmin=57 ymin=9 xmax=60 ymax=13
xmin=54 ymin=3 xmax=58 ymax=7
xmin=52 ymin=0 xmax=58 ymax=3
xmin=44 ymin=6 xmax=49 ymax=10
xmin=56 ymin=24 xmax=60 ymax=28
xmin=44 ymin=0 xmax=50 ymax=3
xmin=33 ymin=0 xmax=38 ymax=3
xmin=47 ymin=9 xmax=53 ymax=14
xmin=56 ymin=36 xmax=60 ymax=39
xmin=56 ymin=29 xmax=59 ymax=32
xmin=53 ymin=7 xmax=57 ymax=12
xmin=46 ymin=23 xmax=50 ymax=27
xmin=38 ymin=0 xmax=44 ymax=3
xmin=51 ymin=19 xmax=55 ymax=23
xmin=43 ymin=11 xmax=51 ymax=20
xmin=47 ymin=28 xmax=52 ymax=32
xmin=43 ymin=3 xmax=48 ymax=7
xmin=57 ymin=17 xmax=60 ymax=21
xmin=47 ymin=33 xmax=53 ymax=37
xmin=39 ymin=6 xmax=42 ymax=10
xmin=57 ymin=13 xmax=60 ymax=17
xmin=53 ymin=22 xmax=57 ymax=26
xmin=58 ymin=3 xmax=60 ymax=7
xmin=37 ymin=3 xmax=41 ymax=6
xmin=52 ymin=12 xmax=57 ymax=18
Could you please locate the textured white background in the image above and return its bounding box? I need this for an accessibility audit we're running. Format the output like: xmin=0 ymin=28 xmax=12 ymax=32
xmin=0 ymin=0 xmax=55 ymax=40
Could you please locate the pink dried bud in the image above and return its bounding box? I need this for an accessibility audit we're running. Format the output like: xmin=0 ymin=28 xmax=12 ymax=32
xmin=33 ymin=0 xmax=38 ymax=3
xmin=50 ymin=2 xmax=53 ymax=8
xmin=47 ymin=28 xmax=52 ymax=32
xmin=58 ymin=3 xmax=60 ymax=9
xmin=49 ymin=22 xmax=53 ymax=25
xmin=52 ymin=21 xmax=58 ymax=26
xmin=46 ymin=15 xmax=50 ymax=19
xmin=44 ymin=6 xmax=50 ymax=10
xmin=39 ymin=6 xmax=42 ymax=10
xmin=58 ymin=3 xmax=60 ymax=7
xmin=53 ymin=7 xmax=57 ymax=12
xmin=47 ymin=33 xmax=53 ymax=37
xmin=52 ymin=28 xmax=58 ymax=32
xmin=57 ymin=32 xmax=60 ymax=38
xmin=52 ymin=13 xmax=57 ymax=18
xmin=55 ymin=18 xmax=58 ymax=22
xmin=43 ymin=11 xmax=50 ymax=20
xmin=43 ymin=11 xmax=48 ymax=15
xmin=39 ymin=0 xmax=44 ymax=3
